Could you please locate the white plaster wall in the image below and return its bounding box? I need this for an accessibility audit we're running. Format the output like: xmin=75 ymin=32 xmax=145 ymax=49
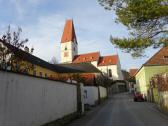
xmin=117 ymin=62 xmax=124 ymax=80
xmin=80 ymin=83 xmax=85 ymax=114
xmin=83 ymin=86 xmax=98 ymax=106
xmin=91 ymin=61 xmax=98 ymax=67
xmin=135 ymin=67 xmax=147 ymax=95
xmin=0 ymin=71 xmax=77 ymax=126
xmin=97 ymin=65 xmax=117 ymax=80
xmin=61 ymin=41 xmax=78 ymax=63
xmin=99 ymin=86 xmax=107 ymax=99
xmin=98 ymin=63 xmax=123 ymax=80
xmin=72 ymin=42 xmax=78 ymax=57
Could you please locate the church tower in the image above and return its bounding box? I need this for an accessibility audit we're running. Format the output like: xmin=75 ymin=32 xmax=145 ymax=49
xmin=61 ymin=19 xmax=78 ymax=63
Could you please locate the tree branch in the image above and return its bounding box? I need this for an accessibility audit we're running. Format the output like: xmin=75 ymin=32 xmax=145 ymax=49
xmin=149 ymin=30 xmax=168 ymax=38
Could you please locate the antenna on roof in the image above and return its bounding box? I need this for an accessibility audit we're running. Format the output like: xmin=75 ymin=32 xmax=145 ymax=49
xmin=115 ymin=47 xmax=119 ymax=55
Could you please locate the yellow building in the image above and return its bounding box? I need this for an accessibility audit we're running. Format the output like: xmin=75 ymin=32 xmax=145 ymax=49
xmin=135 ymin=47 xmax=168 ymax=99
xmin=0 ymin=39 xmax=100 ymax=81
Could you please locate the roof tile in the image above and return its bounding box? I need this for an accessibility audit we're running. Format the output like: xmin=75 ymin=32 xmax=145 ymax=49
xmin=61 ymin=19 xmax=77 ymax=43
xmin=98 ymin=55 xmax=119 ymax=66
xmin=144 ymin=47 xmax=168 ymax=66
xmin=129 ymin=69 xmax=138 ymax=77
xmin=73 ymin=52 xmax=100 ymax=63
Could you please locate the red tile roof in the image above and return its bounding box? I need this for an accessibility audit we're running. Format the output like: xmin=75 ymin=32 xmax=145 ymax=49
xmin=73 ymin=52 xmax=100 ymax=63
xmin=129 ymin=69 xmax=138 ymax=77
xmin=61 ymin=19 xmax=77 ymax=43
xmin=144 ymin=47 xmax=168 ymax=66
xmin=98 ymin=55 xmax=119 ymax=66
xmin=80 ymin=73 xmax=96 ymax=86
xmin=135 ymin=47 xmax=168 ymax=76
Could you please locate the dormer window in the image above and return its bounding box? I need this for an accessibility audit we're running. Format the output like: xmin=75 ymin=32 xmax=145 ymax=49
xmin=163 ymin=56 xmax=168 ymax=59
xmin=108 ymin=69 xmax=112 ymax=77
xmin=163 ymin=56 xmax=168 ymax=62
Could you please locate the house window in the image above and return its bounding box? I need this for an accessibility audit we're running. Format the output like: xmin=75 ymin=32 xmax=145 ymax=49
xmin=163 ymin=56 xmax=168 ymax=62
xmin=108 ymin=69 xmax=112 ymax=77
xmin=84 ymin=90 xmax=87 ymax=99
xmin=45 ymin=73 xmax=48 ymax=78
xmin=39 ymin=72 xmax=43 ymax=77
xmin=64 ymin=52 xmax=69 ymax=57
xmin=33 ymin=71 xmax=36 ymax=76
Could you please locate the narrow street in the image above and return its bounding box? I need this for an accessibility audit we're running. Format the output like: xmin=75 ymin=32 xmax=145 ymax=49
xmin=68 ymin=93 xmax=168 ymax=126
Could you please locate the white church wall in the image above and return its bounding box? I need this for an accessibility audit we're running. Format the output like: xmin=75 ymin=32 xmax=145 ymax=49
xmin=98 ymin=65 xmax=119 ymax=80
xmin=91 ymin=61 xmax=98 ymax=67
xmin=83 ymin=86 xmax=99 ymax=106
xmin=117 ymin=62 xmax=124 ymax=80
xmin=61 ymin=41 xmax=77 ymax=63
xmin=72 ymin=41 xmax=78 ymax=57
xmin=61 ymin=42 xmax=71 ymax=63
xmin=99 ymin=86 xmax=107 ymax=99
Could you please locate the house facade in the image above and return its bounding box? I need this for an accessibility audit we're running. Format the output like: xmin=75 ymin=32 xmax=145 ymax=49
xmin=129 ymin=69 xmax=138 ymax=93
xmin=60 ymin=19 xmax=123 ymax=81
xmin=135 ymin=47 xmax=168 ymax=96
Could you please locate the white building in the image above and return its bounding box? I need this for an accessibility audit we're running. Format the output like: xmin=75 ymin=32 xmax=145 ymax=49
xmin=60 ymin=19 xmax=123 ymax=81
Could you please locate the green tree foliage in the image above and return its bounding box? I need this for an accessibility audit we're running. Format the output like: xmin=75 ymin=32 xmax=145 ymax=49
xmin=96 ymin=75 xmax=113 ymax=87
xmin=98 ymin=0 xmax=168 ymax=57
xmin=72 ymin=73 xmax=86 ymax=84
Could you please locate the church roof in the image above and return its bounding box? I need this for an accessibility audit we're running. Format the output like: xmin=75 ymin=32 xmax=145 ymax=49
xmin=61 ymin=19 xmax=77 ymax=43
xmin=72 ymin=52 xmax=119 ymax=66
xmin=73 ymin=52 xmax=100 ymax=63
xmin=59 ymin=63 xmax=101 ymax=73
xmin=98 ymin=55 xmax=119 ymax=66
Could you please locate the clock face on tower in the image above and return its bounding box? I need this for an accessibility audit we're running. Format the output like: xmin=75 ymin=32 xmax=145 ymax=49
xmin=64 ymin=52 xmax=69 ymax=57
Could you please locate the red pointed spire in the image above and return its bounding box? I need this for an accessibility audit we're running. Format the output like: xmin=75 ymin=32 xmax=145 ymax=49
xmin=61 ymin=19 xmax=77 ymax=43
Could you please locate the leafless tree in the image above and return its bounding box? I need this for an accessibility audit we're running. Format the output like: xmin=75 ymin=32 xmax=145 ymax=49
xmin=50 ymin=56 xmax=58 ymax=64
xmin=0 ymin=25 xmax=34 ymax=73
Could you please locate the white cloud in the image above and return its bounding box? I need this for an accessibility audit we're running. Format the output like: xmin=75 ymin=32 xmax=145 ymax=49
xmin=9 ymin=0 xmax=25 ymax=19
xmin=8 ymin=0 xmax=42 ymax=19
xmin=27 ymin=0 xmax=41 ymax=5
xmin=22 ymin=14 xmax=66 ymax=62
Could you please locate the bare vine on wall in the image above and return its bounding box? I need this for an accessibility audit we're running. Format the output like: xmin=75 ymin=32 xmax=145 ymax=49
xmin=0 ymin=25 xmax=34 ymax=74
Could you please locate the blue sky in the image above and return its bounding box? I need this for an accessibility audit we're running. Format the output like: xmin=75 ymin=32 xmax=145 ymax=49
xmin=0 ymin=0 xmax=160 ymax=70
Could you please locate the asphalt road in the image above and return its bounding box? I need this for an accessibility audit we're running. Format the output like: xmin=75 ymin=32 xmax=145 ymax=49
xmin=68 ymin=93 xmax=168 ymax=126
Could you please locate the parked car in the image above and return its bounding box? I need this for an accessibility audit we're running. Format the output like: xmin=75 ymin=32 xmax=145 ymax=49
xmin=133 ymin=92 xmax=144 ymax=102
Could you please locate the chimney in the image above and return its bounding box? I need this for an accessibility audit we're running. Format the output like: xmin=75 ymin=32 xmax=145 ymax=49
xmin=24 ymin=46 xmax=29 ymax=53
